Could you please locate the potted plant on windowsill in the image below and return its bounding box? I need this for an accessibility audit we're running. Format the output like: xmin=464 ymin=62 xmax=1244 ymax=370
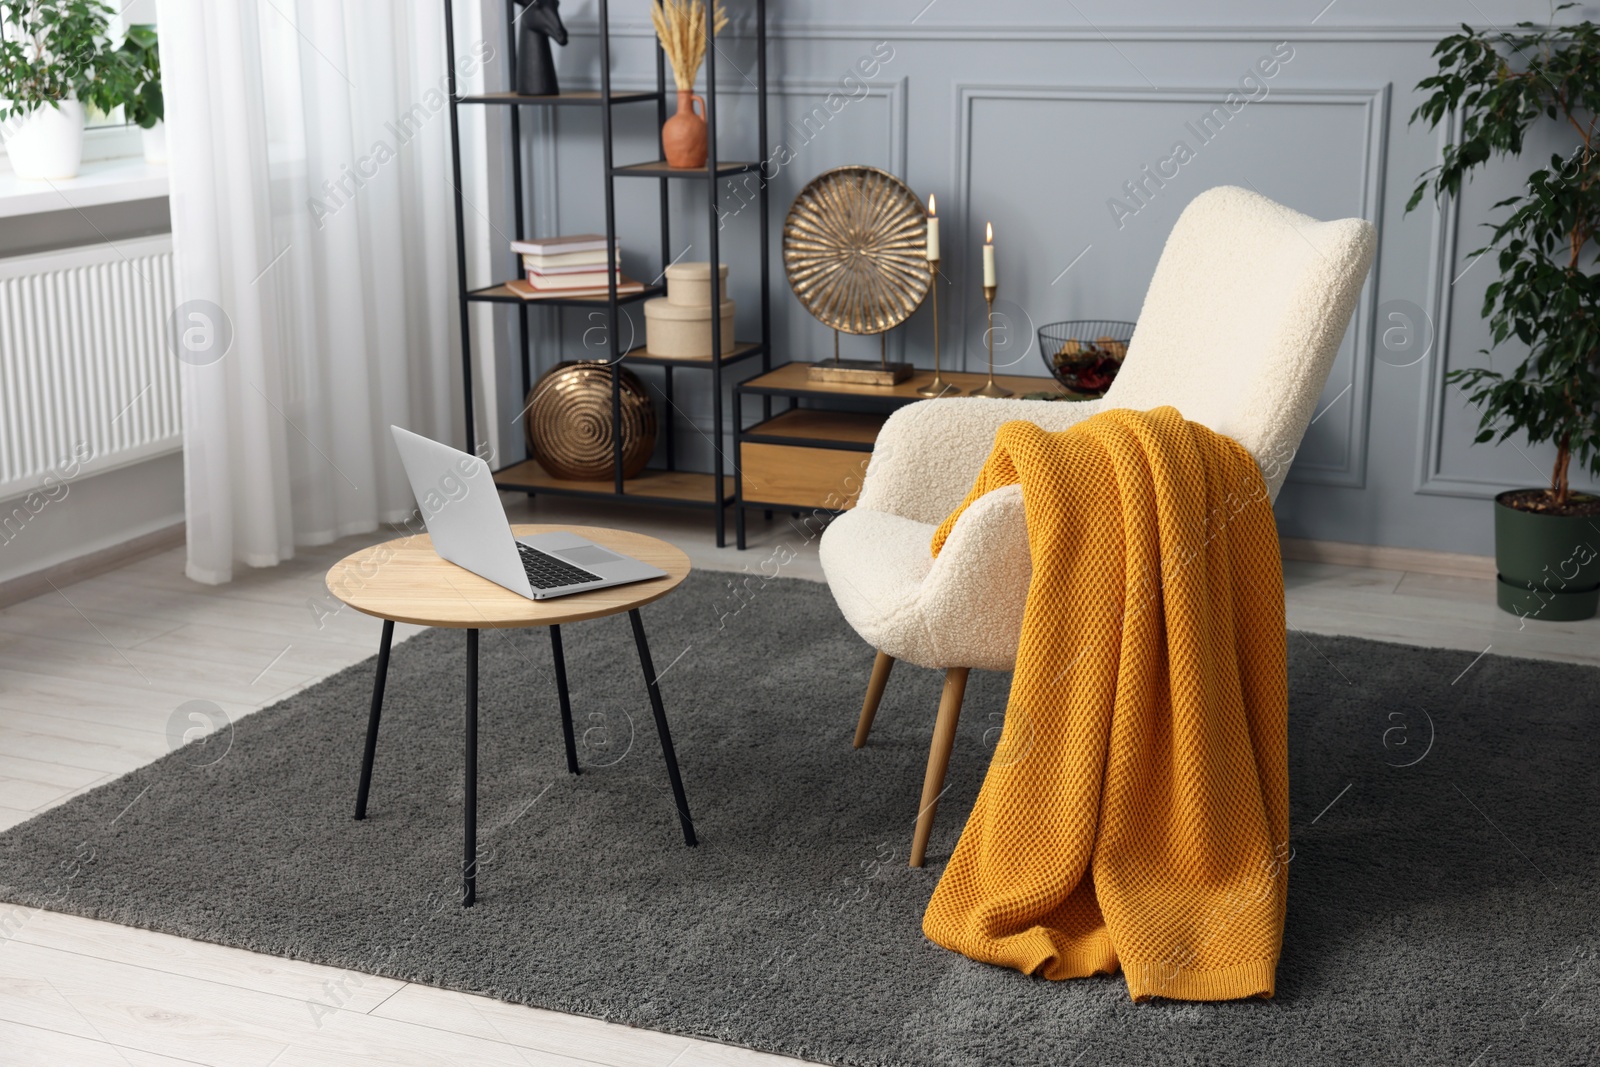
xmin=0 ymin=0 xmax=118 ymax=180
xmin=87 ymin=21 xmax=161 ymax=163
xmin=0 ymin=0 xmax=119 ymax=178
xmin=1409 ymin=11 xmax=1600 ymax=621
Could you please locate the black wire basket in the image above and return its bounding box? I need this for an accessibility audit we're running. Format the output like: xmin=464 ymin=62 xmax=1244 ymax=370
xmin=1037 ymin=320 xmax=1136 ymax=397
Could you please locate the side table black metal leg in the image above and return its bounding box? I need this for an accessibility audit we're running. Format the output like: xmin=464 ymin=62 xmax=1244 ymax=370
xmin=627 ymin=609 xmax=697 ymax=847
xmin=463 ymin=627 xmax=479 ymax=907
xmin=354 ymin=619 xmax=394 ymax=820
xmin=549 ymin=625 xmax=580 ymax=775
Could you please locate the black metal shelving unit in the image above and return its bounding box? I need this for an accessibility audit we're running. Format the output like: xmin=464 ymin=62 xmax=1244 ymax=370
xmin=442 ymin=0 xmax=771 ymax=547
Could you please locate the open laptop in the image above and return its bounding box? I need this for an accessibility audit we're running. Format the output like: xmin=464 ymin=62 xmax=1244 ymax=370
xmin=390 ymin=426 xmax=667 ymax=600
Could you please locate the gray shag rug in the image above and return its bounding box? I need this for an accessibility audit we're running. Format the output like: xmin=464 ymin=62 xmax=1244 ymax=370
xmin=1 ymin=571 xmax=1596 ymax=1066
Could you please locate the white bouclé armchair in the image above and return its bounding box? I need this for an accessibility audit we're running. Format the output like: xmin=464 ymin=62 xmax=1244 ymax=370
xmin=818 ymin=185 xmax=1377 ymax=866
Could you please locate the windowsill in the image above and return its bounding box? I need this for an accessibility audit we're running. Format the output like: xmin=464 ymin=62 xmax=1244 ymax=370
xmin=0 ymin=155 xmax=169 ymax=220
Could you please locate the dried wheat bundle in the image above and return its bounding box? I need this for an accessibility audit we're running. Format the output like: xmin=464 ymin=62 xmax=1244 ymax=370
xmin=650 ymin=0 xmax=729 ymax=92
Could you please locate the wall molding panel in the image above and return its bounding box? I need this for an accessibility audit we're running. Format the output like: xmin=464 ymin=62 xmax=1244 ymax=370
xmin=1412 ymin=109 xmax=1599 ymax=500
xmin=1413 ymin=111 xmax=1482 ymax=499
xmin=950 ymin=82 xmax=1389 ymax=489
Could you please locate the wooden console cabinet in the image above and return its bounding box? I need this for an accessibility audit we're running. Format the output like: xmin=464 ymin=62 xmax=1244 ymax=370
xmin=732 ymin=362 xmax=1065 ymax=549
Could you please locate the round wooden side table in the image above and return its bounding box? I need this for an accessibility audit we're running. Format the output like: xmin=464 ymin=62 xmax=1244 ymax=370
xmin=325 ymin=524 xmax=696 ymax=906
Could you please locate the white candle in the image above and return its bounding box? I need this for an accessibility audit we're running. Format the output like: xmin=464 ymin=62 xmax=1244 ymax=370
xmin=926 ymin=194 xmax=940 ymax=262
xmin=982 ymin=221 xmax=996 ymax=287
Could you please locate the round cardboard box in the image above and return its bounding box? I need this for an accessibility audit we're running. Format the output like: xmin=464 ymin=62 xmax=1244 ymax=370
xmin=664 ymin=262 xmax=728 ymax=308
xmin=644 ymin=297 xmax=736 ymax=359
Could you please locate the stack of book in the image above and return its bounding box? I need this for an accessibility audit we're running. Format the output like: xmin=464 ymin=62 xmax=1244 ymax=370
xmin=506 ymin=234 xmax=644 ymax=300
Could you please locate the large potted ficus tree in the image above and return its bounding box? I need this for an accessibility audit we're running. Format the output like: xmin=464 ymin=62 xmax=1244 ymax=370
xmin=0 ymin=0 xmax=117 ymax=179
xmin=1409 ymin=12 xmax=1600 ymax=621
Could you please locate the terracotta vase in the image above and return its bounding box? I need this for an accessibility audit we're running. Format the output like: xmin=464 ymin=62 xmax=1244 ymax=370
xmin=662 ymin=91 xmax=708 ymax=169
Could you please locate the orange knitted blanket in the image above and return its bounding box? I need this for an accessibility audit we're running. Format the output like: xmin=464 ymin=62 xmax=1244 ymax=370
xmin=922 ymin=407 xmax=1289 ymax=1002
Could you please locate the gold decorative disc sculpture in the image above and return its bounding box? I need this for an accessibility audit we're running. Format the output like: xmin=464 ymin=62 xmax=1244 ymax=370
xmin=784 ymin=166 xmax=930 ymax=384
xmin=526 ymin=361 xmax=657 ymax=480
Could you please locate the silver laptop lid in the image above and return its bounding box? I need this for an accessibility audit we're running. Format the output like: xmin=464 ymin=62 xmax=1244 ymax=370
xmin=390 ymin=426 xmax=533 ymax=598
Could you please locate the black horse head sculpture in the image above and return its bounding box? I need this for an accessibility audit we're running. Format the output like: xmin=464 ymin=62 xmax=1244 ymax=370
xmin=513 ymin=0 xmax=567 ymax=97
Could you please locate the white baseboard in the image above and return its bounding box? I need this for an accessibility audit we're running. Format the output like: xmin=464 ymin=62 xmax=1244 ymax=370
xmin=0 ymin=521 xmax=185 ymax=609
xmin=1281 ymin=537 xmax=1495 ymax=580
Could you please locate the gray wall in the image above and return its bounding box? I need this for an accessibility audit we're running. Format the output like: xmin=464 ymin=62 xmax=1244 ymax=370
xmin=0 ymin=197 xmax=170 ymax=259
xmin=482 ymin=0 xmax=1598 ymax=557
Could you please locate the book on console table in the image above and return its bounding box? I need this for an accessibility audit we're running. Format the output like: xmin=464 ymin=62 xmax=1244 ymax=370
xmin=505 ymin=276 xmax=644 ymax=300
xmin=808 ymin=359 xmax=913 ymax=385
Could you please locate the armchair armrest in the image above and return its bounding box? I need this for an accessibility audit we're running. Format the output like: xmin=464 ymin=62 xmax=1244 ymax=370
xmin=918 ymin=483 xmax=1032 ymax=671
xmin=857 ymin=396 xmax=1105 ymax=525
xmin=819 ymin=482 xmax=1033 ymax=671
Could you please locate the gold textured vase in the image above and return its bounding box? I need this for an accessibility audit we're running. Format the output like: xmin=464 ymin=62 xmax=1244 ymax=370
xmin=525 ymin=361 xmax=657 ymax=480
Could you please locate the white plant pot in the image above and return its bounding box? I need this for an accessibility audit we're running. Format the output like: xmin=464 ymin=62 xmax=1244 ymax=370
xmin=1 ymin=100 xmax=85 ymax=180
xmin=142 ymin=121 xmax=167 ymax=164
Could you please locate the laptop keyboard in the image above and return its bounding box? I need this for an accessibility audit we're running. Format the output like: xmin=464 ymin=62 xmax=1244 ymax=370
xmin=517 ymin=543 xmax=604 ymax=590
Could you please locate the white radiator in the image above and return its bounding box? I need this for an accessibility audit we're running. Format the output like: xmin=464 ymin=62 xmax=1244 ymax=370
xmin=0 ymin=235 xmax=180 ymax=499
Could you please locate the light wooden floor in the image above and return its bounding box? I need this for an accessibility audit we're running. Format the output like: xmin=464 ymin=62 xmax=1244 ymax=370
xmin=0 ymin=494 xmax=1594 ymax=1064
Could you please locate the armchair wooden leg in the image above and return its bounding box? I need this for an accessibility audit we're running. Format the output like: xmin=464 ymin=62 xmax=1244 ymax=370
xmin=854 ymin=651 xmax=896 ymax=748
xmin=910 ymin=667 xmax=969 ymax=868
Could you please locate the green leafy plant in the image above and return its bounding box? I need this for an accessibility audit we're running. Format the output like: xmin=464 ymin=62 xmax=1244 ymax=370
xmin=115 ymin=22 xmax=159 ymax=128
xmin=1408 ymin=10 xmax=1600 ymax=510
xmin=0 ymin=0 xmax=117 ymax=121
xmin=82 ymin=21 xmax=159 ymax=127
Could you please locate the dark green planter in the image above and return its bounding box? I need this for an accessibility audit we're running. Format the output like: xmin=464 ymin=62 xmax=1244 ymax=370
xmin=1494 ymin=490 xmax=1600 ymax=621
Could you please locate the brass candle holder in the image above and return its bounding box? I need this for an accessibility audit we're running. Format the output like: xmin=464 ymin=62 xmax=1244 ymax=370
xmin=973 ymin=283 xmax=1012 ymax=398
xmin=916 ymin=258 xmax=958 ymax=396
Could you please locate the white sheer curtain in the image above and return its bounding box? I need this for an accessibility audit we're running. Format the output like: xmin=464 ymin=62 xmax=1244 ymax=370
xmin=158 ymin=0 xmax=464 ymax=584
